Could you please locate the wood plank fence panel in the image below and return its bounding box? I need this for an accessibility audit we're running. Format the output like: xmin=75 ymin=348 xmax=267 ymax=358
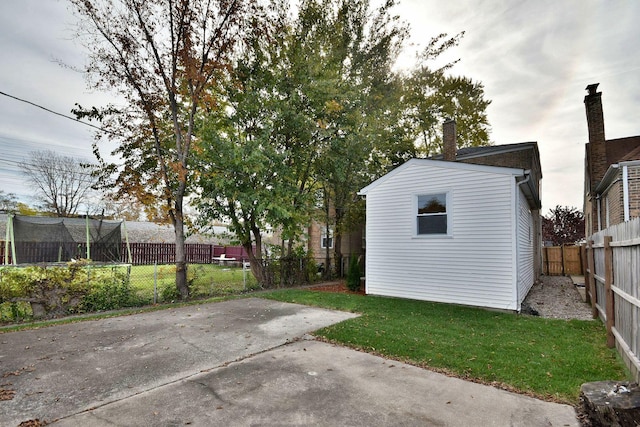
xmin=563 ymin=245 xmax=583 ymax=275
xmin=542 ymin=245 xmax=583 ymax=276
xmin=543 ymin=246 xmax=563 ymax=275
xmin=1 ymin=242 xmax=245 ymax=266
xmin=586 ymin=217 xmax=640 ymax=383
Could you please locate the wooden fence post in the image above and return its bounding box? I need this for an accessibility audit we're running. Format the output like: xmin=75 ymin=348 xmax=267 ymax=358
xmin=581 ymin=243 xmax=591 ymax=305
xmin=604 ymin=235 xmax=615 ymax=348
xmin=587 ymin=240 xmax=598 ymax=319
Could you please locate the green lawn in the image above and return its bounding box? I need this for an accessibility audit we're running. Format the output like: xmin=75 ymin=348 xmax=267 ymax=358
xmin=261 ymin=289 xmax=628 ymax=404
xmin=0 ymin=263 xmax=258 ymax=322
xmin=129 ymin=264 xmax=259 ymax=301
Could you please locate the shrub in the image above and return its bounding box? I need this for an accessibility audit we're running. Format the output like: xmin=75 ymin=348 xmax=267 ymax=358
xmin=80 ymin=270 xmax=144 ymax=311
xmin=0 ymin=262 xmax=137 ymax=319
xmin=346 ymin=254 xmax=361 ymax=292
xmin=160 ymin=282 xmax=180 ymax=302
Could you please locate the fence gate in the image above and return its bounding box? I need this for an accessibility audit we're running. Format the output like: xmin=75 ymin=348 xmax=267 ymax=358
xmin=542 ymin=245 xmax=583 ymax=276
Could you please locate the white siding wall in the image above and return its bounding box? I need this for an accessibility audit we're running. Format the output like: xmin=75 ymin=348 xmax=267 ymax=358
xmin=516 ymin=188 xmax=535 ymax=309
xmin=365 ymin=162 xmax=518 ymax=310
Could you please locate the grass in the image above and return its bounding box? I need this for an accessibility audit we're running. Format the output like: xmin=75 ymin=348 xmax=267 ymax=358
xmin=261 ymin=289 xmax=629 ymax=404
xmin=129 ymin=263 xmax=259 ymax=301
xmin=0 ymin=263 xmax=258 ymax=322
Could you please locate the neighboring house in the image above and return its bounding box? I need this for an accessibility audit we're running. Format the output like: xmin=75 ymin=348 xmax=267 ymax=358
xmin=307 ymin=217 xmax=363 ymax=273
xmin=583 ymin=83 xmax=640 ymax=235
xmin=358 ymin=120 xmax=542 ymax=311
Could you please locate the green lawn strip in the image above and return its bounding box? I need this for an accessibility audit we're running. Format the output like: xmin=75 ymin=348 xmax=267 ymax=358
xmin=129 ymin=264 xmax=258 ymax=301
xmin=261 ymin=290 xmax=627 ymax=404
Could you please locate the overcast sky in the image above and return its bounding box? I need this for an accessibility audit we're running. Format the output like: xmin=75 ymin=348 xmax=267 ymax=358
xmin=1 ymin=0 xmax=639 ymax=215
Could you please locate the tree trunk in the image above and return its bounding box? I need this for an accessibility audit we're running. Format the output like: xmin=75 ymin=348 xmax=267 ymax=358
xmin=246 ymin=226 xmax=267 ymax=287
xmin=333 ymin=208 xmax=344 ymax=277
xmin=334 ymin=233 xmax=343 ymax=277
xmin=174 ymin=201 xmax=189 ymax=299
xmin=323 ymin=191 xmax=332 ymax=280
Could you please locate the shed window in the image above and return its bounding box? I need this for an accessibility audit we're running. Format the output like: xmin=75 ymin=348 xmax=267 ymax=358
xmin=417 ymin=193 xmax=448 ymax=235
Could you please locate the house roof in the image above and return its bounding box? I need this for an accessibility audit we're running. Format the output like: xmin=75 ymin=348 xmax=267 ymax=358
xmin=618 ymin=139 xmax=640 ymax=161
xmin=590 ymin=136 xmax=640 ymax=194
xmin=604 ymin=136 xmax=640 ymax=165
xmin=429 ymin=141 xmax=539 ymax=163
xmin=595 ymin=159 xmax=640 ymax=194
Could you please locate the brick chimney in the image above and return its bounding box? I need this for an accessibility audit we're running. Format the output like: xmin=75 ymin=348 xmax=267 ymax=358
xmin=585 ymin=83 xmax=607 ymax=187
xmin=443 ymin=118 xmax=457 ymax=161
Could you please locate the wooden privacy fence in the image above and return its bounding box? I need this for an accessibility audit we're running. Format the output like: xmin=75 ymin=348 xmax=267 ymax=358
xmin=0 ymin=242 xmax=251 ymax=265
xmin=542 ymin=245 xmax=584 ymax=275
xmin=584 ymin=217 xmax=640 ymax=382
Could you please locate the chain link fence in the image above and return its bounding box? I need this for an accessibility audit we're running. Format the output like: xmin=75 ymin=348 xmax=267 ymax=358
xmin=0 ymin=256 xmax=341 ymax=322
xmin=128 ymin=262 xmax=259 ymax=303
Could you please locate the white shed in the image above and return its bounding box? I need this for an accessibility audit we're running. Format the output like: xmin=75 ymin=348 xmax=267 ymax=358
xmin=358 ymin=158 xmax=541 ymax=311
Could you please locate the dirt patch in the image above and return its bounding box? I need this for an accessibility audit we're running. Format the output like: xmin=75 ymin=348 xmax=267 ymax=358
xmin=309 ymin=281 xmax=365 ymax=296
xmin=523 ymin=275 xmax=593 ymax=320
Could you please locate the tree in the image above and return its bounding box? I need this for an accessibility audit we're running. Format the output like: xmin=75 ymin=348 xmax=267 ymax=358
xmin=70 ymin=0 xmax=263 ymax=298
xmin=404 ymin=34 xmax=492 ymax=156
xmin=542 ymin=206 xmax=585 ymax=246
xmin=0 ymin=191 xmax=17 ymax=212
xmin=196 ymin=0 xmax=317 ymax=283
xmin=196 ymin=0 xmax=416 ymax=281
xmin=19 ymin=150 xmax=96 ymax=217
xmin=196 ymin=0 xmax=492 ymax=282
xmin=306 ymin=0 xmax=414 ymax=277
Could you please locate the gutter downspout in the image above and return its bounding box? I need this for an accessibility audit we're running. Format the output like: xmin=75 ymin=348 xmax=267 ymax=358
xmin=596 ymin=195 xmax=602 ymax=231
xmin=515 ymin=170 xmax=531 ymax=312
xmin=623 ymin=165 xmax=630 ymax=222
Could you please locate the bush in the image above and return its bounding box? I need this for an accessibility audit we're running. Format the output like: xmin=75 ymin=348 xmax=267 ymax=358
xmin=346 ymin=254 xmax=361 ymax=292
xmin=160 ymin=282 xmax=180 ymax=302
xmin=80 ymin=270 xmax=144 ymax=311
xmin=0 ymin=262 xmax=137 ymax=319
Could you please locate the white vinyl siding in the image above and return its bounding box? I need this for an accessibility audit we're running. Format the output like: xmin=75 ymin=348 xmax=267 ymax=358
xmin=362 ymin=160 xmax=521 ymax=311
xmin=516 ymin=188 xmax=535 ymax=307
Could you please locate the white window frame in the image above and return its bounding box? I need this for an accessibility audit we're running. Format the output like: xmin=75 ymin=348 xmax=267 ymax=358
xmin=414 ymin=191 xmax=452 ymax=237
xmin=321 ymin=227 xmax=334 ymax=249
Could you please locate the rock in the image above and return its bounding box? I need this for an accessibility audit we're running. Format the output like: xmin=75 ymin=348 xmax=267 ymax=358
xmin=580 ymin=381 xmax=640 ymax=426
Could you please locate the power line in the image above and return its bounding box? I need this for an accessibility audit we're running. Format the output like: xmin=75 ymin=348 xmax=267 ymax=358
xmin=0 ymin=90 xmax=117 ymax=135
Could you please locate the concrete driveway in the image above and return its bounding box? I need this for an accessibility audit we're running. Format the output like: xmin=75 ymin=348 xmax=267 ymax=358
xmin=0 ymin=297 xmax=579 ymax=426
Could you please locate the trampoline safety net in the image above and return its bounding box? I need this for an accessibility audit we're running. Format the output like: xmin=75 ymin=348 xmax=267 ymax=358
xmin=11 ymin=215 xmax=122 ymax=264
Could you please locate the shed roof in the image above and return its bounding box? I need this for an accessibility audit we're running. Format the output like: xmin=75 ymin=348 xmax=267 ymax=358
xmin=359 ymin=158 xmax=527 ymax=195
xmin=358 ymin=157 xmax=540 ymax=209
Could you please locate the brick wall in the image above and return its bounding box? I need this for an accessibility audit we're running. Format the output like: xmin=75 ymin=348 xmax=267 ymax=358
xmin=628 ymin=165 xmax=640 ymax=219
xmin=307 ymin=220 xmax=331 ymax=258
xmin=603 ymin=179 xmax=623 ymax=228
